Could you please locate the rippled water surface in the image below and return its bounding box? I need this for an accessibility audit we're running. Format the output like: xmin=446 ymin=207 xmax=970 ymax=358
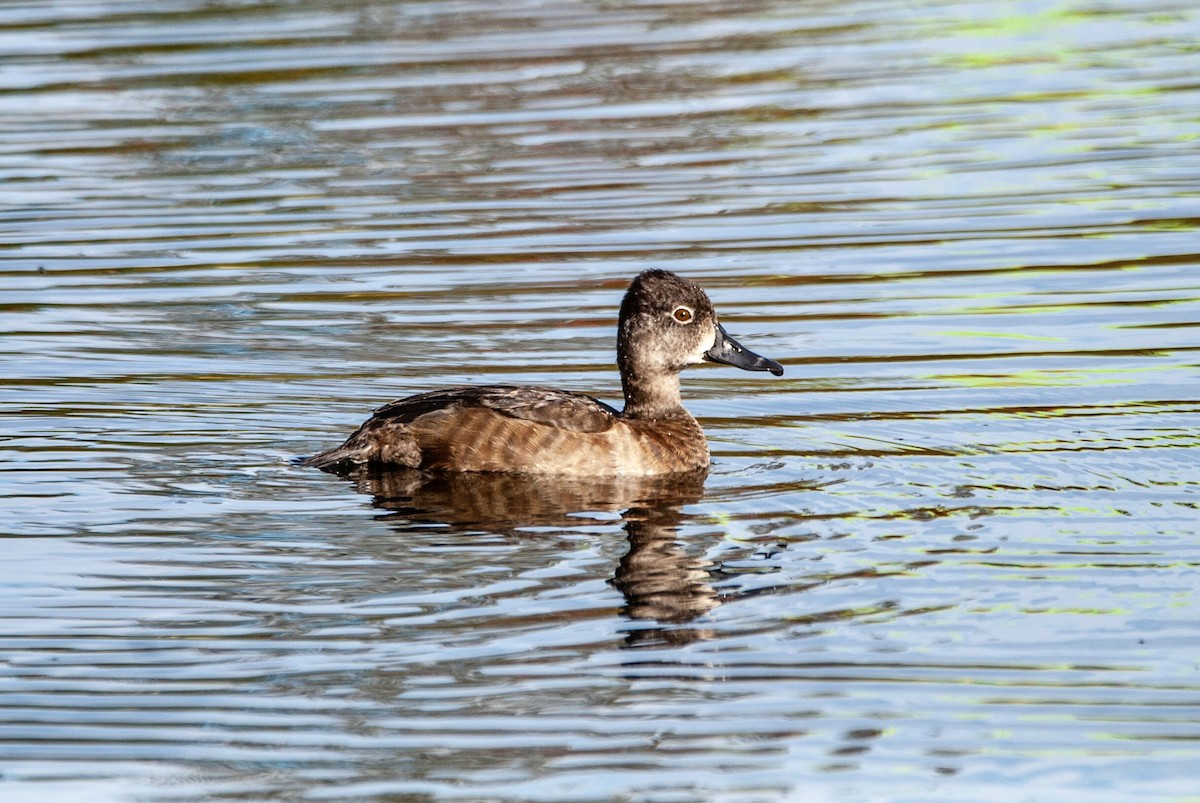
xmin=3 ymin=0 xmax=1200 ymax=800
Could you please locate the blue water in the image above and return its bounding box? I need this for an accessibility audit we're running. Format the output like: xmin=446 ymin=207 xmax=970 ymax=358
xmin=2 ymin=0 xmax=1199 ymax=800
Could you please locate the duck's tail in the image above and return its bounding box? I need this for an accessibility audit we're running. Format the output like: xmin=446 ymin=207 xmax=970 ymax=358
xmin=299 ymin=419 xmax=422 ymax=472
xmin=298 ymin=443 xmax=360 ymax=471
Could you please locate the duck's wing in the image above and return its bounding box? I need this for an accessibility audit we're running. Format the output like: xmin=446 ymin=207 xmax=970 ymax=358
xmin=373 ymin=385 xmax=619 ymax=433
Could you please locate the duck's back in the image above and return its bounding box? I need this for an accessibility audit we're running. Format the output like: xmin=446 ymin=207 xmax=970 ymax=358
xmin=302 ymin=385 xmax=708 ymax=476
xmin=376 ymin=385 xmax=618 ymax=433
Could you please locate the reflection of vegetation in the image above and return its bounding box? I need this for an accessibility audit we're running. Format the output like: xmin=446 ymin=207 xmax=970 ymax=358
xmin=922 ymin=5 xmax=1180 ymax=70
xmin=950 ymin=7 xmax=1088 ymax=39
xmin=933 ymin=363 xmax=1169 ymax=388
xmin=938 ymin=329 xmax=1065 ymax=342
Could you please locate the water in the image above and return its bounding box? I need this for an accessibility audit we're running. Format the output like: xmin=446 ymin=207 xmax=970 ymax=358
xmin=3 ymin=0 xmax=1200 ymax=799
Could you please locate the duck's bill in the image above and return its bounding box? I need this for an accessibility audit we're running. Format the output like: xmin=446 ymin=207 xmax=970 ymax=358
xmin=704 ymin=324 xmax=784 ymax=376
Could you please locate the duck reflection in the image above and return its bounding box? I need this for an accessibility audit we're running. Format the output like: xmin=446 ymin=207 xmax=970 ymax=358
xmin=345 ymin=466 xmax=717 ymax=646
xmin=612 ymin=501 xmax=719 ymax=647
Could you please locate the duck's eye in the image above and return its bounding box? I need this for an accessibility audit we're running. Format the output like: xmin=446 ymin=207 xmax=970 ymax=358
xmin=672 ymin=306 xmax=694 ymax=323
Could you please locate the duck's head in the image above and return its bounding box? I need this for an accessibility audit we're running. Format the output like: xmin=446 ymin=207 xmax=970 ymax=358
xmin=617 ymin=269 xmax=784 ymax=379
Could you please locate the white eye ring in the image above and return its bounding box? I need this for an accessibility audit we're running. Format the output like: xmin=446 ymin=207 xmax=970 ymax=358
xmin=672 ymin=306 xmax=694 ymax=324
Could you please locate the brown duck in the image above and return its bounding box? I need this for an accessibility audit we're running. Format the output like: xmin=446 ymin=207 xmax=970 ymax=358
xmin=303 ymin=269 xmax=783 ymax=476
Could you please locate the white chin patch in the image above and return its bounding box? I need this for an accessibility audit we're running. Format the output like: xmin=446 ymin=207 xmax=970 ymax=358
xmin=687 ymin=327 xmax=717 ymax=364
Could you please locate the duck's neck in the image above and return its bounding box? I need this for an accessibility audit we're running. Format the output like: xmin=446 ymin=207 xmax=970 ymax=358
xmin=619 ymin=364 xmax=687 ymax=420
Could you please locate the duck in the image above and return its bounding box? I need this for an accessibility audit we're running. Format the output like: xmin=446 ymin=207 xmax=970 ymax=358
xmin=302 ymin=269 xmax=783 ymax=476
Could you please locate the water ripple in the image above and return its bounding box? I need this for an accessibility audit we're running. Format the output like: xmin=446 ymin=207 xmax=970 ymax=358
xmin=2 ymin=0 xmax=1200 ymax=800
